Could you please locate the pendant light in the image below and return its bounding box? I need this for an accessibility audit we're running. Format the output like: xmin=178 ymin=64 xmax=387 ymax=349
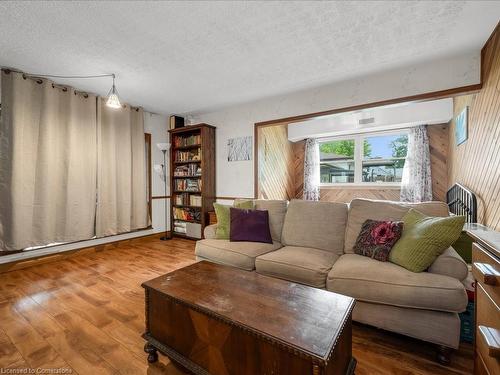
xmin=106 ymin=74 xmax=121 ymax=109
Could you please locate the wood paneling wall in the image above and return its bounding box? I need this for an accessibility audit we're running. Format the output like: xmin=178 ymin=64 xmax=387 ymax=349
xmin=257 ymin=124 xmax=295 ymax=200
xmin=428 ymin=123 xmax=449 ymax=201
xmin=448 ymin=25 xmax=500 ymax=230
xmin=258 ymin=123 xmax=449 ymax=203
xmin=292 ymin=140 xmax=305 ymax=199
xmin=320 ymin=188 xmax=400 ymax=203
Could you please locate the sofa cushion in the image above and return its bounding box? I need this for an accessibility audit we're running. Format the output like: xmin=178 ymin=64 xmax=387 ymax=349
xmin=326 ymin=254 xmax=467 ymax=313
xmin=255 ymin=246 xmax=339 ymax=288
xmin=353 ymin=219 xmax=403 ymax=261
xmin=344 ymin=199 xmax=449 ymax=253
xmin=389 ymin=209 xmax=465 ymax=272
xmin=428 ymin=247 xmax=469 ymax=281
xmin=213 ymin=200 xmax=254 ymax=239
xmin=281 ymin=200 xmax=348 ymax=254
xmin=254 ymin=200 xmax=288 ymax=243
xmin=230 ymin=207 xmax=272 ymax=243
xmin=195 ymin=239 xmax=281 ymax=271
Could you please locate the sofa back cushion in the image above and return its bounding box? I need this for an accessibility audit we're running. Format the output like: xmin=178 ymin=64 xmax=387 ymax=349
xmin=344 ymin=198 xmax=449 ymax=254
xmin=252 ymin=200 xmax=288 ymax=243
xmin=281 ymin=200 xmax=348 ymax=254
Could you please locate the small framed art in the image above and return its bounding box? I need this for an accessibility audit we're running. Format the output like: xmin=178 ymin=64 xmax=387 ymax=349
xmin=455 ymin=106 xmax=468 ymax=146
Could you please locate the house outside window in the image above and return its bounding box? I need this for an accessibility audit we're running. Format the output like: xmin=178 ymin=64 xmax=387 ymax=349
xmin=319 ymin=130 xmax=408 ymax=186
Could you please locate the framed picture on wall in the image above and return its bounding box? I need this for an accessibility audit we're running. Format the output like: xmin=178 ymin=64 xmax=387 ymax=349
xmin=227 ymin=136 xmax=252 ymax=161
xmin=455 ymin=106 xmax=468 ymax=146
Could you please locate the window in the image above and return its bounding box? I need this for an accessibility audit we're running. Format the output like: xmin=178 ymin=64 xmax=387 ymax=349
xmin=320 ymin=139 xmax=356 ymax=183
xmin=319 ymin=131 xmax=408 ymax=186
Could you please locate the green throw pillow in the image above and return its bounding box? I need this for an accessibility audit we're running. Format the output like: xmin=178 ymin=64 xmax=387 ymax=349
xmin=389 ymin=209 xmax=465 ymax=272
xmin=213 ymin=200 xmax=254 ymax=239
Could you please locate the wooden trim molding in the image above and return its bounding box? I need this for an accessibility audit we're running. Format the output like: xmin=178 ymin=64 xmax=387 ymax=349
xmin=145 ymin=133 xmax=153 ymax=221
xmin=254 ymin=124 xmax=259 ymax=198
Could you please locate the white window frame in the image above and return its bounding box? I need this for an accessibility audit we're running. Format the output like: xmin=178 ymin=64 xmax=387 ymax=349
xmin=319 ymin=129 xmax=409 ymax=188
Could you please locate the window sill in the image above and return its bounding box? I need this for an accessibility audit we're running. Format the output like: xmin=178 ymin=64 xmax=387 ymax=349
xmin=320 ymin=184 xmax=401 ymax=190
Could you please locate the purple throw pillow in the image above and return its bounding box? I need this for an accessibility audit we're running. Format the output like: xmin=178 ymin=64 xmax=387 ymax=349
xmin=230 ymin=207 xmax=272 ymax=244
xmin=353 ymin=219 xmax=403 ymax=261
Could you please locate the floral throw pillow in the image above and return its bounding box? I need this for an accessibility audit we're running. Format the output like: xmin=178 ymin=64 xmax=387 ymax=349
xmin=354 ymin=219 xmax=403 ymax=262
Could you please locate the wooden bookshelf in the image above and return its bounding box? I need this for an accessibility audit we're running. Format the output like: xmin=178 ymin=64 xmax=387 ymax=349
xmin=169 ymin=124 xmax=216 ymax=239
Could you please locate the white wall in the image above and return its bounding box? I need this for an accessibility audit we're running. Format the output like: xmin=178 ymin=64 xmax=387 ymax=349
xmin=144 ymin=112 xmax=170 ymax=233
xmin=190 ymin=52 xmax=480 ymax=198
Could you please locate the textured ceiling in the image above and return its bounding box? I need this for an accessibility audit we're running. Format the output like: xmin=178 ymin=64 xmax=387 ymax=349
xmin=0 ymin=1 xmax=499 ymax=114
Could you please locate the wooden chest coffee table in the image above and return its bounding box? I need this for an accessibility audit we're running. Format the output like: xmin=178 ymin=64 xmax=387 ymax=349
xmin=142 ymin=261 xmax=356 ymax=375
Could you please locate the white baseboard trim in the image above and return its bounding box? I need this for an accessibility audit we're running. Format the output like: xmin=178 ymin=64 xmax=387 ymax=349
xmin=0 ymin=228 xmax=166 ymax=265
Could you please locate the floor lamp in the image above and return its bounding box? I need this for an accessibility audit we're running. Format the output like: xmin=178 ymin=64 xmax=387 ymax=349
xmin=157 ymin=143 xmax=172 ymax=240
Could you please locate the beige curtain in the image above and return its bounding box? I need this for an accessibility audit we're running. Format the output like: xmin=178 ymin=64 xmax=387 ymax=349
xmin=96 ymin=99 xmax=148 ymax=237
xmin=0 ymin=71 xmax=97 ymax=251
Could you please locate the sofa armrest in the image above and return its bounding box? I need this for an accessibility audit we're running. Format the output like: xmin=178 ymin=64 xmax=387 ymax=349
xmin=428 ymin=247 xmax=468 ymax=281
xmin=204 ymin=224 xmax=218 ymax=239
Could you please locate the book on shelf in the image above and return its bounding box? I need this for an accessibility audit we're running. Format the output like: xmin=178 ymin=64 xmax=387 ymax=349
xmin=173 ymin=207 xmax=201 ymax=222
xmin=174 ymin=194 xmax=184 ymax=206
xmin=173 ymin=221 xmax=187 ymax=233
xmin=173 ymin=164 xmax=201 ymax=177
xmin=190 ymin=195 xmax=202 ymax=207
xmin=173 ymin=134 xmax=201 ymax=147
xmin=174 ymin=193 xmax=202 ymax=207
xmin=173 ymin=220 xmax=202 ymax=238
xmin=174 ymin=221 xmax=187 ymax=228
xmin=174 ymin=178 xmax=202 ymax=192
xmin=175 ymin=149 xmax=201 ymax=162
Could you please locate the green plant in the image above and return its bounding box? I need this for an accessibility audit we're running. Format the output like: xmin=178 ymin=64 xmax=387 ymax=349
xmin=320 ymin=140 xmax=371 ymax=157
xmin=390 ymin=136 xmax=408 ymax=168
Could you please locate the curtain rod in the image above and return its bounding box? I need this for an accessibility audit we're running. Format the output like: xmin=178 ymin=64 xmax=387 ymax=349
xmin=1 ymin=68 xmax=115 ymax=80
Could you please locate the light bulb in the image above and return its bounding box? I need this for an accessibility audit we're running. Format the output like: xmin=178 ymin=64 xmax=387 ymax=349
xmin=106 ymin=74 xmax=121 ymax=109
xmin=106 ymin=92 xmax=121 ymax=109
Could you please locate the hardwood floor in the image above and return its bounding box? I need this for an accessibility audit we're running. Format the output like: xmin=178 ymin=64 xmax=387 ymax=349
xmin=0 ymin=238 xmax=473 ymax=375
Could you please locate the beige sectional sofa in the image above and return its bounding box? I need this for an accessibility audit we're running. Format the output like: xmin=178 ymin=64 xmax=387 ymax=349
xmin=195 ymin=198 xmax=468 ymax=361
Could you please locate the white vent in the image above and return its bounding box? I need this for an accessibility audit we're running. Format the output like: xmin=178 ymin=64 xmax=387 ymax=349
xmin=358 ymin=117 xmax=375 ymax=125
